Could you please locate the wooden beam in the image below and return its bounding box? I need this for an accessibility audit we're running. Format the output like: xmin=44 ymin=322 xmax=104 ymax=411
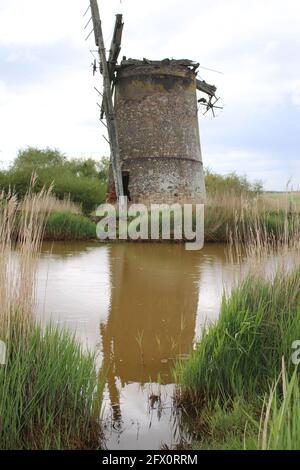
xmin=118 ymin=58 xmax=199 ymax=69
xmin=100 ymin=14 xmax=124 ymax=119
xmin=90 ymin=0 xmax=124 ymax=199
xmin=196 ymin=79 xmax=217 ymax=98
xmin=108 ymin=14 xmax=124 ymax=74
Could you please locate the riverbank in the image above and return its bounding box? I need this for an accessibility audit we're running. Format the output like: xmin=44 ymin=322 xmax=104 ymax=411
xmin=0 ymin=189 xmax=103 ymax=450
xmin=174 ymin=242 xmax=300 ymax=450
xmin=42 ymin=195 xmax=299 ymax=245
xmin=1 ymin=181 xmax=299 ymax=449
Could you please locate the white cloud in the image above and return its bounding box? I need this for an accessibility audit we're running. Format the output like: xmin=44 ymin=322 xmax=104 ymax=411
xmin=291 ymin=81 xmax=300 ymax=107
xmin=0 ymin=0 xmax=299 ymax=189
xmin=0 ymin=0 xmax=85 ymax=46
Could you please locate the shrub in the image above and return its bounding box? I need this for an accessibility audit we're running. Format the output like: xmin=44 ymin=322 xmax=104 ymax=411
xmin=205 ymin=168 xmax=263 ymax=196
xmin=0 ymin=148 xmax=108 ymax=214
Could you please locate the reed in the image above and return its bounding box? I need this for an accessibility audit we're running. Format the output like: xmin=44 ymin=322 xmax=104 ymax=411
xmin=35 ymin=194 xmax=82 ymax=215
xmin=0 ymin=185 xmax=103 ymax=449
xmin=204 ymin=191 xmax=300 ymax=246
xmin=175 ymin=266 xmax=300 ymax=403
xmin=257 ymin=363 xmax=300 ymax=450
xmin=44 ymin=211 xmax=96 ymax=241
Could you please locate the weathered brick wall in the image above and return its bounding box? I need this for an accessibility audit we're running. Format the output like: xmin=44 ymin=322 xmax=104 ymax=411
xmin=108 ymin=63 xmax=205 ymax=205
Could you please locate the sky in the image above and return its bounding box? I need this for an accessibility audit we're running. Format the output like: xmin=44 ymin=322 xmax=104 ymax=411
xmin=0 ymin=0 xmax=299 ymax=191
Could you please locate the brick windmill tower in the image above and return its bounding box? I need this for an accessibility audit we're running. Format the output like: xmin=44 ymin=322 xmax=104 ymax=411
xmin=88 ymin=1 xmax=221 ymax=206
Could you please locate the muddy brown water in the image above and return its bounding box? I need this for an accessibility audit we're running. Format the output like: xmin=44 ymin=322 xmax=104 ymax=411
xmin=35 ymin=242 xmax=260 ymax=449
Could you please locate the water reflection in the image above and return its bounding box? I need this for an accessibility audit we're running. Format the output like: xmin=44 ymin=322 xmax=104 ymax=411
xmin=102 ymin=244 xmax=202 ymax=383
xmin=102 ymin=243 xmax=245 ymax=449
xmin=37 ymin=242 xmax=238 ymax=449
xmin=101 ymin=244 xmax=203 ymax=448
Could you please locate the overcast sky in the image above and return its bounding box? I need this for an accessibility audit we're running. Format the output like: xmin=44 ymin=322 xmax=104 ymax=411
xmin=0 ymin=0 xmax=299 ymax=190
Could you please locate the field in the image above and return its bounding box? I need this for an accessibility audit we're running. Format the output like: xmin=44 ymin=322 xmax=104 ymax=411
xmin=261 ymin=192 xmax=300 ymax=212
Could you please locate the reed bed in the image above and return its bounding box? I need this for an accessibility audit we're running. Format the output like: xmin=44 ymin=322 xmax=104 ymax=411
xmin=205 ymin=191 xmax=300 ymax=247
xmin=258 ymin=362 xmax=300 ymax=450
xmin=35 ymin=193 xmax=82 ymax=215
xmin=175 ymin=266 xmax=300 ymax=402
xmin=175 ymin=203 xmax=300 ymax=450
xmin=0 ymin=186 xmax=103 ymax=449
xmin=260 ymin=192 xmax=300 ymax=213
xmin=44 ymin=211 xmax=96 ymax=241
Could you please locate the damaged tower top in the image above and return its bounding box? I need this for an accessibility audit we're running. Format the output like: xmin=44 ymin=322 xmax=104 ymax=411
xmin=88 ymin=2 xmax=221 ymax=205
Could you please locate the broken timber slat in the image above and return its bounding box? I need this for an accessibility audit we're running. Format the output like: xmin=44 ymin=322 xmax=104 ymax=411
xmin=100 ymin=14 xmax=124 ymax=119
xmin=118 ymin=58 xmax=199 ymax=69
xmin=108 ymin=14 xmax=124 ymax=68
xmin=196 ymin=79 xmax=217 ymax=97
xmin=90 ymin=0 xmax=124 ymax=199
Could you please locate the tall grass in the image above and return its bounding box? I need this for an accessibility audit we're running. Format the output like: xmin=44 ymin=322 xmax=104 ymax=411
xmin=175 ymin=267 xmax=300 ymax=403
xmin=175 ymin=206 xmax=300 ymax=449
xmin=204 ymin=191 xmax=300 ymax=246
xmin=206 ymin=192 xmax=299 ymax=244
xmin=258 ymin=363 xmax=300 ymax=450
xmin=44 ymin=211 xmax=96 ymax=241
xmin=0 ymin=185 xmax=103 ymax=449
xmin=36 ymin=194 xmax=82 ymax=215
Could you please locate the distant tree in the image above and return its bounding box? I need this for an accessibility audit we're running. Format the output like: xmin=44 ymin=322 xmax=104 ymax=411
xmin=204 ymin=168 xmax=263 ymax=195
xmin=11 ymin=147 xmax=66 ymax=171
xmin=96 ymin=157 xmax=110 ymax=183
xmin=65 ymin=156 xmax=109 ymax=182
xmin=1 ymin=147 xmax=109 ymax=214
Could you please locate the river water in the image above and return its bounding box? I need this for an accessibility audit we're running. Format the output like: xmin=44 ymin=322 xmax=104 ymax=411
xmin=35 ymin=242 xmax=253 ymax=449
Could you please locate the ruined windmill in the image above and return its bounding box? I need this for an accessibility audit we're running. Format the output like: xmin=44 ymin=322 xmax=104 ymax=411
xmin=87 ymin=0 xmax=221 ymax=205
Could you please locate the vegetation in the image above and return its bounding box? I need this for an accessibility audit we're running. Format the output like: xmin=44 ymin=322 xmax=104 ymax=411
xmin=258 ymin=365 xmax=300 ymax=450
xmin=204 ymin=169 xmax=299 ymax=243
xmin=0 ymin=324 xmax=102 ymax=449
xmin=0 ymin=187 xmax=103 ymax=449
xmin=204 ymin=168 xmax=263 ymax=196
xmin=44 ymin=211 xmax=96 ymax=241
xmin=261 ymin=192 xmax=300 ymax=213
xmin=187 ymin=400 xmax=258 ymax=450
xmin=205 ymin=191 xmax=300 ymax=244
xmin=1 ymin=148 xmax=298 ymax=244
xmin=175 ymin=268 xmax=300 ymax=402
xmin=0 ymin=147 xmax=299 ymax=450
xmin=175 ymin=265 xmax=300 ymax=450
xmin=0 ymin=147 xmax=108 ymax=214
xmin=175 ymin=206 xmax=300 ymax=450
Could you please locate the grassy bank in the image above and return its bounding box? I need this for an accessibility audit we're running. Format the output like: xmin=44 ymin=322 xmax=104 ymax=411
xmin=40 ymin=195 xmax=300 ymax=244
xmin=0 ymin=188 xmax=103 ymax=449
xmin=44 ymin=211 xmax=96 ymax=241
xmin=1 ymin=149 xmax=298 ymax=244
xmin=0 ymin=323 xmax=102 ymax=449
xmin=175 ymin=255 xmax=300 ymax=449
xmin=258 ymin=366 xmax=300 ymax=450
xmin=175 ymin=267 xmax=300 ymax=401
xmin=205 ymin=192 xmax=300 ymax=244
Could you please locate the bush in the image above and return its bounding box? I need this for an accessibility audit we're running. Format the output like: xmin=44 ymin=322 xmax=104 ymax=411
xmin=44 ymin=212 xmax=97 ymax=241
xmin=0 ymin=148 xmax=108 ymax=214
xmin=205 ymin=169 xmax=263 ymax=196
